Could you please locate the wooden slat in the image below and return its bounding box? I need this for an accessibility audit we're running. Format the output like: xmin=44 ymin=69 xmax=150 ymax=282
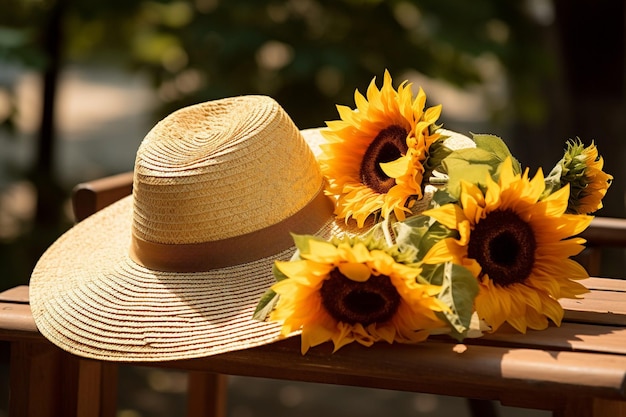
xmin=473 ymin=322 xmax=626 ymax=355
xmin=0 ymin=285 xmax=29 ymax=303
xmin=0 ymin=301 xmax=39 ymax=339
xmin=560 ymin=278 xmax=626 ymax=326
xmin=580 ymin=217 xmax=626 ymax=247
xmin=1 ymin=308 xmax=625 ymax=416
xmin=578 ymin=288 xmax=626 ymax=306
xmin=583 ymin=277 xmax=626 ymax=292
xmin=564 ymin=310 xmax=626 ymax=327
xmin=150 ymin=338 xmax=626 ymax=407
xmin=72 ymin=171 xmax=134 ymax=222
xmin=565 ymin=287 xmax=626 ymax=307
xmin=0 ymin=286 xmax=40 ymax=340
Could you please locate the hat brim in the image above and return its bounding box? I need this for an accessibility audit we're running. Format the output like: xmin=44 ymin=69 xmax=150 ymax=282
xmin=29 ymin=128 xmax=339 ymax=362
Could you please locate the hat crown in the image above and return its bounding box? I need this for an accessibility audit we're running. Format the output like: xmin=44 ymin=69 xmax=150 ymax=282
xmin=131 ymin=95 xmax=323 ymax=245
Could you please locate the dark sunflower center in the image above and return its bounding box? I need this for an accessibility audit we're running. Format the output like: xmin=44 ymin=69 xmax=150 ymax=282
xmin=360 ymin=125 xmax=409 ymax=194
xmin=467 ymin=209 xmax=536 ymax=287
xmin=320 ymin=268 xmax=401 ymax=326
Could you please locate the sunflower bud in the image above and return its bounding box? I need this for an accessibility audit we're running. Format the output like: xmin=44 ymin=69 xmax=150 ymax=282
xmin=543 ymin=139 xmax=612 ymax=214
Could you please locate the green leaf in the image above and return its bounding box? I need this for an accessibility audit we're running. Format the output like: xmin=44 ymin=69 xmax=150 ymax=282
xmin=423 ymin=139 xmax=454 ymax=182
xmin=541 ymin=161 xmax=563 ymax=199
xmin=441 ymin=150 xmax=494 ymax=198
xmin=253 ymin=261 xmax=291 ymax=321
xmin=253 ymin=288 xmax=279 ymax=321
xmin=473 ymin=133 xmax=522 ymax=175
xmin=291 ymin=234 xmax=325 ymax=255
xmin=429 ymin=189 xmax=458 ymax=208
xmin=439 ymin=134 xmax=521 ymax=198
xmin=394 ymin=215 xmax=431 ymax=261
xmin=444 ymin=147 xmax=499 ymax=168
xmin=272 ymin=261 xmax=289 ymax=282
xmin=473 ymin=133 xmax=511 ymax=158
xmin=435 ymin=262 xmax=479 ymax=340
xmin=419 ymin=263 xmax=442 ymax=285
xmin=394 ymin=214 xmax=457 ymax=262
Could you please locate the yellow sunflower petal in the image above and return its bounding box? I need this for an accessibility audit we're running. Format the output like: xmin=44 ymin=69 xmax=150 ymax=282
xmin=301 ymin=319 xmax=336 ymax=354
xmin=350 ymin=323 xmax=378 ymax=349
xmin=526 ymin=167 xmax=546 ymax=200
xmin=423 ymin=204 xmax=467 ymax=232
xmin=540 ymin=184 xmax=570 ymax=216
xmin=423 ymin=103 xmax=442 ymax=124
xmin=553 ymin=278 xmax=589 ymax=299
xmin=507 ymin=303 xmax=550 ymax=332
xmin=460 ymin=180 xmax=486 ymax=225
xmin=422 ymin=238 xmax=465 ymax=264
xmin=506 ymin=313 xmax=530 ymax=333
xmin=484 ymin=175 xmax=501 ymax=210
xmin=304 ymin=239 xmax=340 ymax=264
xmin=537 ymin=295 xmax=564 ymax=327
xmin=338 ymin=262 xmax=371 ymax=282
xmin=475 ymin=279 xmax=511 ymax=331
xmin=497 ymin=157 xmax=516 ymax=186
xmin=374 ymin=323 xmax=397 ymax=344
xmin=274 ymin=260 xmax=324 ymax=286
xmin=380 ymin=155 xmax=412 ymax=178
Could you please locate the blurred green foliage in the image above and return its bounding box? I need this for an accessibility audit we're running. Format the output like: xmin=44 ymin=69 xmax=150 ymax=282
xmin=0 ymin=0 xmax=562 ymax=289
xmin=1 ymin=0 xmax=553 ymax=129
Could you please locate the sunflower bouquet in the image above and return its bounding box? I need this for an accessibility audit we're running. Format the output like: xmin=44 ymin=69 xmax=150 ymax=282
xmin=255 ymin=70 xmax=613 ymax=353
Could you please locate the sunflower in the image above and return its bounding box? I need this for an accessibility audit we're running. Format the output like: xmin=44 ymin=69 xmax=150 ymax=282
xmin=543 ymin=140 xmax=612 ymax=214
xmin=568 ymin=141 xmax=612 ymax=214
xmin=320 ymin=70 xmax=442 ymax=228
xmin=422 ymin=157 xmax=593 ymax=333
xmin=269 ymin=236 xmax=448 ymax=354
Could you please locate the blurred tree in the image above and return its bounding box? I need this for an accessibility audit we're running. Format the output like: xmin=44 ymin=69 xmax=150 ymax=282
xmin=3 ymin=0 xmax=623 ymax=287
xmin=552 ymin=0 xmax=625 ymax=220
xmin=1 ymin=0 xmax=71 ymax=289
xmin=2 ymin=0 xmax=558 ymax=134
xmin=48 ymin=0 xmax=551 ymax=128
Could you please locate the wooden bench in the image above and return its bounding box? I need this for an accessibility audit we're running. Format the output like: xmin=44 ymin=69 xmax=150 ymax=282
xmin=1 ymin=172 xmax=625 ymax=417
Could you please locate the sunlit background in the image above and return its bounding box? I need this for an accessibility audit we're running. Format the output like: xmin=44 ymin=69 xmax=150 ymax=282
xmin=1 ymin=0 xmax=624 ymax=416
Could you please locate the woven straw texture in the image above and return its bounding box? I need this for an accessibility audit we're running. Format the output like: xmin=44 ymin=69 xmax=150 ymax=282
xmin=132 ymin=96 xmax=321 ymax=244
xmin=29 ymin=96 xmax=339 ymax=362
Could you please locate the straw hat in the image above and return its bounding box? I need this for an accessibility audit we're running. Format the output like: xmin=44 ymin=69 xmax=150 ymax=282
xmin=29 ymin=95 xmax=340 ymax=362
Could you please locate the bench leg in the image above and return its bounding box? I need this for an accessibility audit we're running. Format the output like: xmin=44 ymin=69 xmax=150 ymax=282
xmin=553 ymin=397 xmax=626 ymax=417
xmin=75 ymin=358 xmax=119 ymax=417
xmin=467 ymin=398 xmax=498 ymax=417
xmin=187 ymin=372 xmax=227 ymax=417
xmin=10 ymin=341 xmax=66 ymax=417
xmin=9 ymin=341 xmax=117 ymax=417
xmin=98 ymin=361 xmax=119 ymax=417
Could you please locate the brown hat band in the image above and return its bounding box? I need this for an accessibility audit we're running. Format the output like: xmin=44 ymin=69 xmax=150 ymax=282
xmin=129 ymin=188 xmax=334 ymax=273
